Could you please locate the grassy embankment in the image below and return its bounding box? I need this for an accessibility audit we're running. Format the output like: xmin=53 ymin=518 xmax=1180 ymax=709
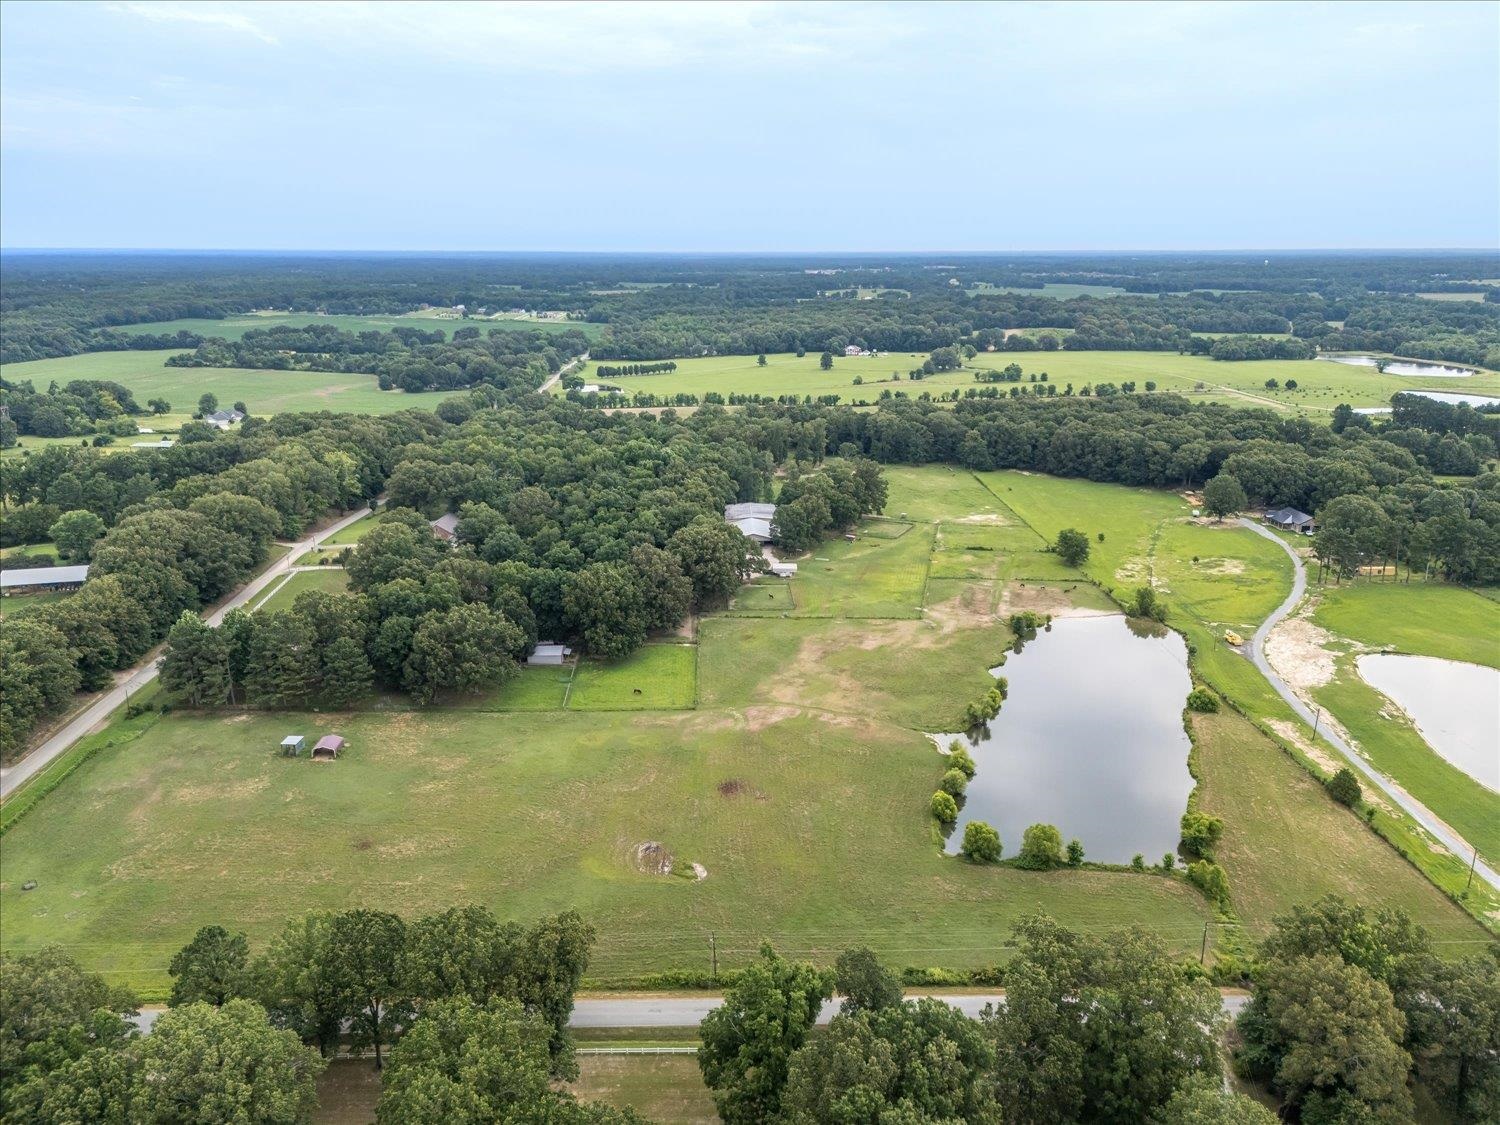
xmin=565 ymin=350 xmax=1500 ymax=414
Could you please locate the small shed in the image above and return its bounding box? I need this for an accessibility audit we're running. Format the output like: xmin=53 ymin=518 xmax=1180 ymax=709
xmin=311 ymin=735 xmax=345 ymax=761
xmin=280 ymin=734 xmax=306 ymax=757
xmin=527 ymin=643 xmax=573 ymax=667
xmin=430 ymin=513 xmax=460 ymax=542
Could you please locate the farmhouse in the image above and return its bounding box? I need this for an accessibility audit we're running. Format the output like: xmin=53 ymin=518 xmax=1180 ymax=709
xmin=527 ymin=643 xmax=573 ymax=666
xmin=311 ymin=735 xmax=344 ymax=761
xmin=430 ymin=512 xmax=460 ymax=542
xmin=725 ymin=502 xmax=777 ymax=544
xmin=844 ymin=344 xmax=867 ymax=357
xmin=205 ymin=408 xmax=245 ymax=429
xmin=0 ymin=564 xmax=89 ymax=593
xmin=1265 ymin=507 xmax=1316 ymax=534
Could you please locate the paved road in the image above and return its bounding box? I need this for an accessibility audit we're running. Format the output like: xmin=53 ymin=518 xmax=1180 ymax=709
xmin=130 ymin=991 xmax=1251 ymax=1034
xmin=1237 ymin=518 xmax=1498 ymax=892
xmin=540 ymin=351 xmax=589 ymax=393
xmin=0 ymin=506 xmax=373 ymax=799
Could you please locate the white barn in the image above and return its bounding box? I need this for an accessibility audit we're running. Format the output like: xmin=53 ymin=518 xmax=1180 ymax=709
xmin=725 ymin=502 xmax=776 ymax=544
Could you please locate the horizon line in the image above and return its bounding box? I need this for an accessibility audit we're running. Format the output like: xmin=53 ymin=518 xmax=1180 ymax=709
xmin=3 ymin=245 xmax=1497 ymax=257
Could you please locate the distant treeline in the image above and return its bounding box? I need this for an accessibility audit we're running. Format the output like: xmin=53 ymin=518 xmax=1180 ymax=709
xmin=165 ymin=324 xmax=591 ymax=393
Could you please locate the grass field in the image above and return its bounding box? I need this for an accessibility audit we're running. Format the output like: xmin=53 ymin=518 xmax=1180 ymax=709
xmin=0 ymin=350 xmax=460 ymax=417
xmin=253 ymin=568 xmax=349 ymax=612
xmin=2 ymin=465 xmax=1489 ymax=997
xmin=1312 ymin=584 xmax=1500 ymax=668
xmin=568 ymin=350 xmax=1500 ymax=415
xmin=567 ymin=645 xmax=697 ymax=710
xmin=111 ymin=311 xmax=603 ymax=341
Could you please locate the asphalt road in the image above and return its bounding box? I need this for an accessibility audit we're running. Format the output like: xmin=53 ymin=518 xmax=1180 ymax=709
xmin=130 ymin=992 xmax=1251 ymax=1034
xmin=0 ymin=505 xmax=373 ymax=799
xmin=1237 ymin=518 xmax=1498 ymax=892
xmin=539 ymin=351 xmax=589 ymax=393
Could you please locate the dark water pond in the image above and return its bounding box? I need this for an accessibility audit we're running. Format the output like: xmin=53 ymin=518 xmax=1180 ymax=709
xmin=940 ymin=614 xmax=1195 ymax=864
xmin=1357 ymin=654 xmax=1500 ymax=791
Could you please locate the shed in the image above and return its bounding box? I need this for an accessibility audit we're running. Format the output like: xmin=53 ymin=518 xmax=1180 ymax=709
xmin=0 ymin=564 xmax=89 ymax=592
xmin=311 ymin=735 xmax=345 ymax=761
xmin=280 ymin=734 xmax=306 ymax=756
xmin=1265 ymin=507 xmax=1315 ymax=534
xmin=527 ymin=643 xmax=573 ymax=667
xmin=430 ymin=512 xmax=460 ymax=542
xmin=725 ymin=502 xmax=777 ymax=544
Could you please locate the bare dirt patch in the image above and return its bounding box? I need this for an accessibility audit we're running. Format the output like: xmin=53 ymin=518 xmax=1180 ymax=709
xmin=744 ymin=705 xmax=801 ymax=732
xmin=952 ymin=513 xmax=1012 ymax=526
xmin=1265 ymin=614 xmax=1343 ymax=693
xmin=634 ymin=841 xmax=673 ymax=876
xmin=997 ymin=582 xmax=1114 ymax=620
xmin=1194 ymin=558 xmax=1246 ymax=576
xmin=925 ymin=584 xmax=994 ymax=630
xmin=717 ymin=779 xmax=746 ymax=797
xmin=353 ymin=838 xmax=373 ymax=851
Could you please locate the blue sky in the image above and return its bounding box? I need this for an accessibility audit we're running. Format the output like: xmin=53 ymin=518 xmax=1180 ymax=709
xmin=1 ymin=1 xmax=1496 ymax=251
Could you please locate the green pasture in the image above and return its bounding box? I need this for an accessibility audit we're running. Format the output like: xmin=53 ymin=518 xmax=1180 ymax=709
xmin=0 ymin=350 xmax=460 ymax=417
xmin=566 ymin=645 xmax=697 ymax=710
xmin=4 ymin=463 xmax=1491 ymax=994
xmin=253 ymin=568 xmax=349 ymax=613
xmin=110 ymin=312 xmax=602 ymax=342
xmin=1192 ymin=709 xmax=1490 ymax=951
xmin=573 ymin=349 xmax=1500 ymax=414
xmin=1313 ymin=584 xmax=1500 ymax=668
xmin=0 ymin=589 xmax=75 ymax=618
xmin=319 ymin=509 xmax=397 ymax=546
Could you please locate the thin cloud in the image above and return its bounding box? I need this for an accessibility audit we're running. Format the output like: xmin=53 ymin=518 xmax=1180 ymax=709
xmin=106 ymin=2 xmax=278 ymax=44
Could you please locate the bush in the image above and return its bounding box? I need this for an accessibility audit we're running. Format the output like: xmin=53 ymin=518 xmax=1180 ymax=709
xmin=1066 ymin=838 xmax=1085 ymax=866
xmin=1159 ymin=853 xmax=1176 ymax=872
xmin=1131 ymin=854 xmax=1146 ymax=871
xmin=961 ymin=821 xmax=1002 ymax=863
xmin=1327 ymin=767 xmax=1362 ymax=807
xmin=1186 ymin=687 xmax=1219 ymax=713
xmin=940 ymin=769 xmax=968 ymax=798
xmin=1179 ymin=810 xmax=1224 ymax=858
xmin=930 ymin=791 xmax=958 ymax=824
xmin=1187 ymin=860 xmax=1230 ymax=905
xmin=1016 ymin=823 xmax=1064 ymax=870
xmin=946 ymin=742 xmax=977 ymax=778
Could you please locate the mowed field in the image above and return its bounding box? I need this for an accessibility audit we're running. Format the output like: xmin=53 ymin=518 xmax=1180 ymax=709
xmin=0 ymin=350 xmax=460 ymax=418
xmin=111 ymin=311 xmax=603 ymax=341
xmin=1 ymin=466 xmax=1489 ymax=996
xmin=569 ymin=350 xmax=1500 ymax=414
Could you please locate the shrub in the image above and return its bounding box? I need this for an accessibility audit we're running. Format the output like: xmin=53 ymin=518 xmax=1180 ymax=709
xmin=1187 ymin=860 xmax=1230 ymax=905
xmin=946 ymin=742 xmax=977 ymax=778
xmin=930 ymin=791 xmax=958 ymax=824
xmin=1131 ymin=853 xmax=1146 ymax=871
xmin=1159 ymin=853 xmax=1176 ymax=872
xmin=1327 ymin=767 xmax=1362 ymax=807
xmin=1016 ymin=823 xmax=1064 ymax=870
xmin=1066 ymin=838 xmax=1085 ymax=867
xmin=940 ymin=769 xmax=968 ymax=798
xmin=961 ymin=821 xmax=1002 ymax=863
xmin=1179 ymin=810 xmax=1224 ymax=858
xmin=1186 ymin=687 xmax=1219 ymax=713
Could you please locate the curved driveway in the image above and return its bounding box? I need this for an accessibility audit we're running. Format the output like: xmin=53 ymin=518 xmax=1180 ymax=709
xmin=1237 ymin=518 xmax=1498 ymax=893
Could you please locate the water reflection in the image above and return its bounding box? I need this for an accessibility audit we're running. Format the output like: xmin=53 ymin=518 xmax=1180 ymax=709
xmin=939 ymin=614 xmax=1195 ymax=863
xmin=1356 ymin=654 xmax=1500 ymax=791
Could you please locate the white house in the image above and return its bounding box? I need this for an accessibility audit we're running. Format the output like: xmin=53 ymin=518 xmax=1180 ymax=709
xmin=725 ymin=502 xmax=777 ymax=544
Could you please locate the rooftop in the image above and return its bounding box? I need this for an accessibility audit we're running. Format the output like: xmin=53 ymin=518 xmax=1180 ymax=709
xmin=0 ymin=564 xmax=89 ymax=589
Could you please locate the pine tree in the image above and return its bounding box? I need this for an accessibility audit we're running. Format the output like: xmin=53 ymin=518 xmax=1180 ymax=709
xmin=159 ymin=612 xmax=231 ymax=707
xmin=321 ymin=636 xmax=374 ymax=708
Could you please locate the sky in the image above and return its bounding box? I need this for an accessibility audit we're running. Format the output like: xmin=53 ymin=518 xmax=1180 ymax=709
xmin=1 ymin=0 xmax=1497 ymax=252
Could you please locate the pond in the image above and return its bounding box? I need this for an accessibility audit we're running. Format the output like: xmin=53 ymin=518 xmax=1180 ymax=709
xmin=1317 ymin=354 xmax=1476 ymax=378
xmin=1398 ymin=390 xmax=1500 ymax=408
xmin=939 ymin=614 xmax=1195 ymax=863
xmin=1356 ymin=654 xmax=1500 ymax=791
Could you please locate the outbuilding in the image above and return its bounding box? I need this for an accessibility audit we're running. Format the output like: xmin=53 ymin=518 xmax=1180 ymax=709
xmin=527 ymin=643 xmax=573 ymax=667
xmin=311 ymin=735 xmax=345 ymax=761
xmin=430 ymin=512 xmax=460 ymax=542
xmin=280 ymin=734 xmax=306 ymax=756
xmin=1265 ymin=507 xmax=1316 ymax=534
xmin=725 ymin=502 xmax=777 ymax=544
xmin=0 ymin=564 xmax=89 ymax=593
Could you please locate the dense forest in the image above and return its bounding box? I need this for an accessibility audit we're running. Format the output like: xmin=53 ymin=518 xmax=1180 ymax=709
xmin=4 ymin=251 xmax=1498 ymax=369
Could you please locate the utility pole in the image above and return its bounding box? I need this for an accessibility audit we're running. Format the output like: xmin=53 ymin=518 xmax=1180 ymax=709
xmin=1199 ymin=921 xmax=1210 ymax=966
xmin=1466 ymin=848 xmax=1479 ymax=897
xmin=1311 ymin=706 xmax=1321 ymax=742
xmin=710 ymin=932 xmax=718 ymax=981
